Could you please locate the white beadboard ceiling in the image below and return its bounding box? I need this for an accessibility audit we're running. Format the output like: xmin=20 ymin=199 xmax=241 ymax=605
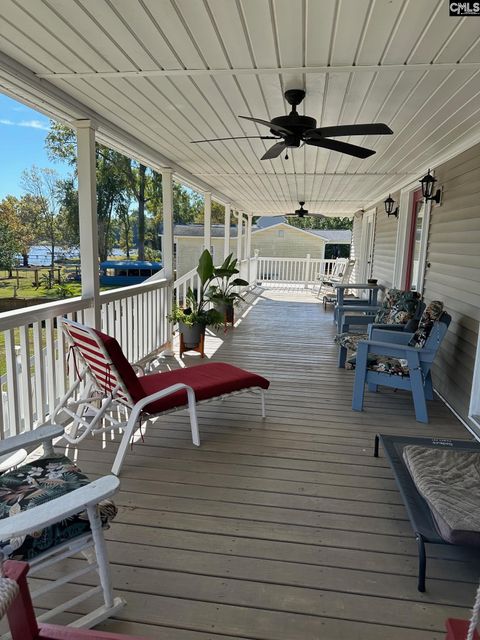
xmin=1 ymin=0 xmax=480 ymax=216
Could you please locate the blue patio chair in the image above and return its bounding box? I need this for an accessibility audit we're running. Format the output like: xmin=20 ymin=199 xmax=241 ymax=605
xmin=351 ymin=302 xmax=450 ymax=423
xmin=335 ymin=289 xmax=423 ymax=367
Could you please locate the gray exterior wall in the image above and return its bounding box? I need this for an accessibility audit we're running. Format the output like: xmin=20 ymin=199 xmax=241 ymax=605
xmin=360 ymin=143 xmax=480 ymax=430
xmin=350 ymin=212 xmax=363 ymax=283
xmin=422 ymin=144 xmax=480 ymax=429
xmin=371 ymin=191 xmax=399 ymax=288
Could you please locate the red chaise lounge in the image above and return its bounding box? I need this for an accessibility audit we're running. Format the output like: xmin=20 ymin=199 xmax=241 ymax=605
xmin=53 ymin=318 xmax=269 ymax=475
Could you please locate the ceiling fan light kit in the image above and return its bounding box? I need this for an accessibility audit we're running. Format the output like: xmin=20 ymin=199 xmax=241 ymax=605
xmin=191 ymin=89 xmax=393 ymax=161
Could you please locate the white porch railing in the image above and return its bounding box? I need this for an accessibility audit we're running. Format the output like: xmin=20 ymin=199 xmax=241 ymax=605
xmin=0 ymin=253 xmax=332 ymax=439
xmin=256 ymin=256 xmax=340 ymax=287
xmin=0 ymin=278 xmax=170 ymax=439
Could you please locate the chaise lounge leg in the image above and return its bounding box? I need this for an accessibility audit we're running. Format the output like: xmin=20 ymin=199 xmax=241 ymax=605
xmin=261 ymin=390 xmax=266 ymax=418
xmin=186 ymin=387 xmax=200 ymax=446
xmin=416 ymin=533 xmax=427 ymax=592
xmin=374 ymin=434 xmax=380 ymax=458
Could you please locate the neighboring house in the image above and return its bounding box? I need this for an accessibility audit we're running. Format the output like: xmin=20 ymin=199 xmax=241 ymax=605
xmin=160 ymin=216 xmax=351 ymax=277
xmin=350 ymin=140 xmax=480 ymax=439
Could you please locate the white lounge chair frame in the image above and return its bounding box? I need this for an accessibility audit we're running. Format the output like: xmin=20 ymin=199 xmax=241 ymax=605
xmin=53 ymin=318 xmax=267 ymax=476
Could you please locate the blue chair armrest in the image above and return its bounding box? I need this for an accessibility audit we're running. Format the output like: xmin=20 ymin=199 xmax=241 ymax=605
xmin=368 ymin=327 xmax=414 ymax=342
xmin=356 ymin=339 xmax=430 ymax=359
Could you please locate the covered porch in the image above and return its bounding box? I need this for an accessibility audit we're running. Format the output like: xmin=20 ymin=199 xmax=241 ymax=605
xmin=30 ymin=288 xmax=478 ymax=639
xmin=1 ymin=1 xmax=480 ymax=638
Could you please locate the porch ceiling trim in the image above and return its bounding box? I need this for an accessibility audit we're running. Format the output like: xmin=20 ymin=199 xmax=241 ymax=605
xmin=35 ymin=61 xmax=480 ymax=80
xmin=0 ymin=51 xmax=238 ymax=208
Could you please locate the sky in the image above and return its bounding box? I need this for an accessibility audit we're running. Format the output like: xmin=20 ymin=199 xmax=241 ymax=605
xmin=0 ymin=92 xmax=70 ymax=199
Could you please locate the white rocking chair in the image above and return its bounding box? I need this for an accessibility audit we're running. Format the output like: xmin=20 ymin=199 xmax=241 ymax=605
xmin=0 ymin=424 xmax=124 ymax=631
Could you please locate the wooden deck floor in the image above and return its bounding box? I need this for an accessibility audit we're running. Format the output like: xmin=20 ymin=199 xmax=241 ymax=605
xmin=47 ymin=289 xmax=480 ymax=639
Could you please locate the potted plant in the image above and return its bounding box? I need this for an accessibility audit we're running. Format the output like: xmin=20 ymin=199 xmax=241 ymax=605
xmin=206 ymin=253 xmax=249 ymax=326
xmin=168 ymin=250 xmax=223 ymax=356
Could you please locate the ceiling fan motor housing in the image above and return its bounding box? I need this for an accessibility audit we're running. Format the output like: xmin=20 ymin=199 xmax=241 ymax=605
xmin=270 ymin=114 xmax=317 ymax=145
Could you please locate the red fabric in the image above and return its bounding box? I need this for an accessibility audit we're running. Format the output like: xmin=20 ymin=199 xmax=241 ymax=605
xmin=38 ymin=624 xmax=146 ymax=639
xmin=92 ymin=329 xmax=144 ymax=399
xmin=445 ymin=619 xmax=479 ymax=639
xmin=135 ymin=362 xmax=269 ymax=414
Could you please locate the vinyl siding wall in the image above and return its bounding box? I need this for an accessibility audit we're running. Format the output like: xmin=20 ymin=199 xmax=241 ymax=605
xmin=251 ymin=225 xmax=326 ymax=260
xmin=174 ymin=225 xmax=328 ymax=277
xmin=350 ymin=212 xmax=363 ymax=283
xmin=357 ymin=144 xmax=480 ymax=430
xmin=422 ymin=144 xmax=480 ymax=430
xmin=371 ymin=191 xmax=399 ymax=288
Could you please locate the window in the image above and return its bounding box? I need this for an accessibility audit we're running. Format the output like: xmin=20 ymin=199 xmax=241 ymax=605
xmin=278 ymin=230 xmax=285 ymax=238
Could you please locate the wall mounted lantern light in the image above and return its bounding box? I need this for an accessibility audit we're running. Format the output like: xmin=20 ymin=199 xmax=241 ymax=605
xmin=419 ymin=170 xmax=442 ymax=204
xmin=384 ymin=194 xmax=398 ymax=218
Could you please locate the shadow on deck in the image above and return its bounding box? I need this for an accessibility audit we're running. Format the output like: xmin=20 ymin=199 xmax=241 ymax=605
xmin=46 ymin=288 xmax=479 ymax=639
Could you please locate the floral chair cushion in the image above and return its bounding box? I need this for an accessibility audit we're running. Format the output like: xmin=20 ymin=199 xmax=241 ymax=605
xmin=374 ymin=289 xmax=421 ymax=325
xmin=408 ymin=301 xmax=444 ymax=348
xmin=0 ymin=455 xmax=117 ymax=561
xmin=346 ymin=354 xmax=410 ymax=376
xmin=334 ymin=332 xmax=368 ymax=351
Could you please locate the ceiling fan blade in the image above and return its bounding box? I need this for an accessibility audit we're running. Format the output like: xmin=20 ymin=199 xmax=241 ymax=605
xmin=307 ymin=123 xmax=393 ymax=137
xmin=191 ymin=135 xmax=279 ymax=143
xmin=261 ymin=141 xmax=287 ymax=160
xmin=306 ymin=137 xmax=375 ymax=159
xmin=238 ymin=115 xmax=293 ymax=136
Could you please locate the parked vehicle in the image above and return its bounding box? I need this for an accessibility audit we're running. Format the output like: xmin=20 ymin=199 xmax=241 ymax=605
xmin=99 ymin=260 xmax=162 ymax=286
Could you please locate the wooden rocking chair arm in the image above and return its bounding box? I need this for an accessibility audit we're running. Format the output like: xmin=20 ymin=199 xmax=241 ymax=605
xmin=0 ymin=424 xmax=65 ymax=457
xmin=0 ymin=475 xmax=120 ymax=540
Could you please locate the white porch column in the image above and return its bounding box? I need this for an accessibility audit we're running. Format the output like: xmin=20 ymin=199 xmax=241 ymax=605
xmin=246 ymin=213 xmax=253 ymax=281
xmin=245 ymin=213 xmax=253 ymax=259
xmin=204 ymin=191 xmax=212 ymax=253
xmin=161 ymin=168 xmax=175 ymax=355
xmin=162 ymin=169 xmax=174 ymax=280
xmin=224 ymin=203 xmax=231 ymax=259
xmin=76 ymin=120 xmax=100 ymax=328
xmin=236 ymin=211 xmax=243 ymax=261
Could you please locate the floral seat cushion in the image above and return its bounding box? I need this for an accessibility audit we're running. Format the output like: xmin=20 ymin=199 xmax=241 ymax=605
xmin=334 ymin=332 xmax=368 ymax=351
xmin=0 ymin=455 xmax=117 ymax=561
xmin=346 ymin=353 xmax=410 ymax=376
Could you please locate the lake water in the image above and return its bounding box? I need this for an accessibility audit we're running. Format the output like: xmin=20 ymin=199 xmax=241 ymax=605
xmin=24 ymin=246 xmax=123 ymax=266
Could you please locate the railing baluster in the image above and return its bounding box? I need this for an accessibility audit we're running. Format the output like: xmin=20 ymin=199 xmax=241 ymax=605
xmin=33 ymin=321 xmax=47 ymax=423
xmin=19 ymin=324 xmax=34 ymax=432
xmin=5 ymin=329 xmax=20 ymax=436
xmin=45 ymin=318 xmax=56 ymax=415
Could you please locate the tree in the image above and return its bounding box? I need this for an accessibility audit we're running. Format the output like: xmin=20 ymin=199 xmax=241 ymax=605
xmin=0 ymin=198 xmax=21 ymax=274
xmin=287 ymin=215 xmax=353 ymax=231
xmin=21 ymin=166 xmax=62 ymax=270
xmin=46 ymin=123 xmax=130 ymax=261
xmin=116 ymin=200 xmax=133 ymax=258
xmin=17 ymin=194 xmax=45 ymax=266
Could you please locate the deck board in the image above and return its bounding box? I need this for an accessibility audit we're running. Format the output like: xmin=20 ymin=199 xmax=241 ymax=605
xmin=54 ymin=289 xmax=479 ymax=639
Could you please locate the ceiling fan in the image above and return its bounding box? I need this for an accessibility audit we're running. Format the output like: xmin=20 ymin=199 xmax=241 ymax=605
xmin=285 ymin=202 xmax=324 ymax=219
xmin=191 ymin=89 xmax=393 ymax=160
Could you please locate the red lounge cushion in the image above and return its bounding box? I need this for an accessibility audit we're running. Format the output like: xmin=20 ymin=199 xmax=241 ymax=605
xmin=92 ymin=329 xmax=144 ymax=399
xmin=134 ymin=362 xmax=269 ymax=414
